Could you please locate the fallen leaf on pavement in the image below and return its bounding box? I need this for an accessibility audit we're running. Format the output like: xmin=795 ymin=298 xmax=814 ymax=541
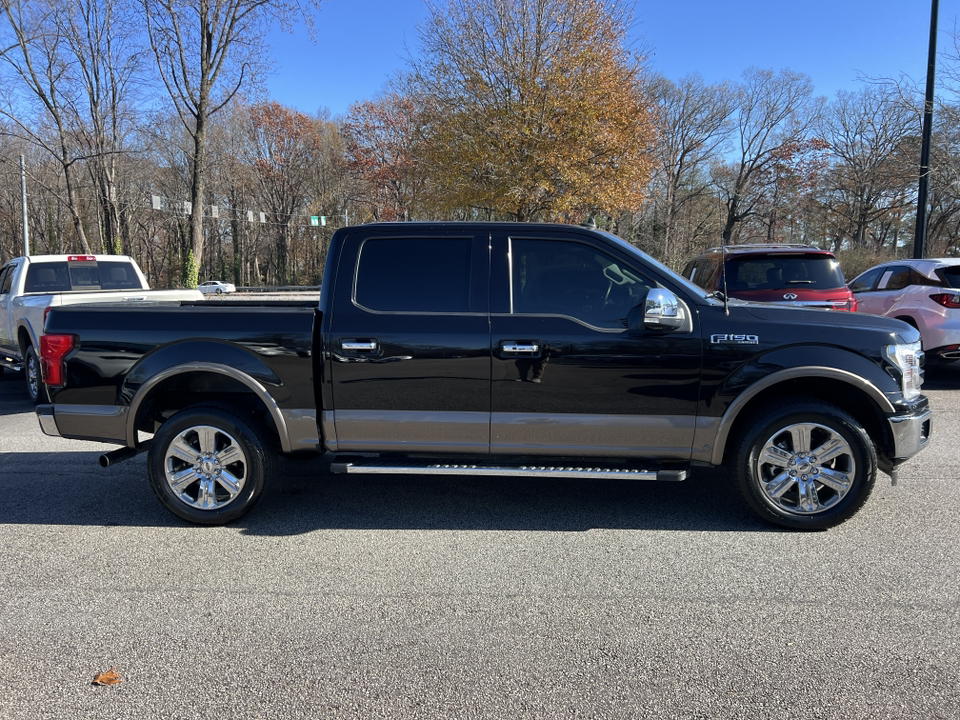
xmin=92 ymin=669 xmax=122 ymax=686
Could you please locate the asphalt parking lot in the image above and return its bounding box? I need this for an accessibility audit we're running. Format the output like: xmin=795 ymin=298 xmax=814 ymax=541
xmin=1 ymin=367 xmax=958 ymax=719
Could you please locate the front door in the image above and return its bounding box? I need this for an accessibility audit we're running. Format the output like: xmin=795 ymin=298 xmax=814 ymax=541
xmin=489 ymin=231 xmax=702 ymax=459
xmin=328 ymin=230 xmax=491 ymax=454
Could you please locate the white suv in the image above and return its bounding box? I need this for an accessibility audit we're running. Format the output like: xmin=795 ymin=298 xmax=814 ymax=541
xmin=849 ymin=258 xmax=960 ymax=363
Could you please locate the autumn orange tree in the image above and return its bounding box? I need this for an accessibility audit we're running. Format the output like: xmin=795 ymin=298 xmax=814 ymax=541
xmin=411 ymin=0 xmax=656 ymax=222
xmin=342 ymin=92 xmax=425 ymax=221
xmin=247 ymin=102 xmax=321 ymax=285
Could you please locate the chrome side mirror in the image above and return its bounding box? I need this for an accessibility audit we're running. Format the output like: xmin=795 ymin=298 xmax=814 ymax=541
xmin=642 ymin=288 xmax=684 ymax=330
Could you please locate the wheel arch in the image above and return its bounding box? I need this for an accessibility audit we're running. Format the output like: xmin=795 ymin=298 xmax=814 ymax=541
xmin=711 ymin=367 xmax=894 ymax=467
xmin=17 ymin=321 xmax=37 ymax=356
xmin=894 ymin=315 xmax=918 ymax=329
xmin=125 ymin=363 xmax=291 ymax=452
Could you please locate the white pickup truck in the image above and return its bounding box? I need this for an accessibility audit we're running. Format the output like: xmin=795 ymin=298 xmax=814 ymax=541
xmin=0 ymin=254 xmax=202 ymax=402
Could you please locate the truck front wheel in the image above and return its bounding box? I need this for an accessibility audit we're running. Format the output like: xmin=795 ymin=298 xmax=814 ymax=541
xmin=147 ymin=406 xmax=274 ymax=525
xmin=734 ymin=400 xmax=877 ymax=530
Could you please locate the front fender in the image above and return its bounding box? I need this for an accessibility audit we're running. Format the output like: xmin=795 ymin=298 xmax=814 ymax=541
xmin=714 ymin=345 xmax=898 ymax=412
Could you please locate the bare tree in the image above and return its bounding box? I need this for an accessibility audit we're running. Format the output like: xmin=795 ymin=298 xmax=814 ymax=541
xmin=0 ymin=0 xmax=94 ymax=252
xmin=342 ymin=91 xmax=425 ymax=222
xmin=64 ymin=0 xmax=144 ymax=256
xmin=712 ymin=67 xmax=823 ymax=243
xmin=817 ymin=86 xmax=917 ymax=250
xmin=140 ymin=0 xmax=321 ymax=285
xmin=647 ymin=73 xmax=733 ymax=265
xmin=246 ymin=101 xmax=320 ymax=285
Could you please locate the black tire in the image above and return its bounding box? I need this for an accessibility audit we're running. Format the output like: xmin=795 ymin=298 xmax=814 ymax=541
xmin=733 ymin=400 xmax=877 ymax=530
xmin=216 ymin=287 xmax=223 ymax=294
xmin=24 ymin=345 xmax=47 ymax=404
xmin=147 ymin=406 xmax=275 ymax=525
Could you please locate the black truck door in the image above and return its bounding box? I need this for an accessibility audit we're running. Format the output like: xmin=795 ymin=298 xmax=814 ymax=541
xmin=327 ymin=229 xmax=491 ymax=453
xmin=489 ymin=230 xmax=701 ymax=459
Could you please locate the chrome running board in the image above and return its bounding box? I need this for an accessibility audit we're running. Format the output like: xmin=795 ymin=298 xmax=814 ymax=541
xmin=330 ymin=460 xmax=687 ymax=482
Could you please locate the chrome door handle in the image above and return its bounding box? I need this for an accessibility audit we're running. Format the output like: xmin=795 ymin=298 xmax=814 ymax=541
xmin=341 ymin=339 xmax=379 ymax=353
xmin=501 ymin=340 xmax=540 ymax=355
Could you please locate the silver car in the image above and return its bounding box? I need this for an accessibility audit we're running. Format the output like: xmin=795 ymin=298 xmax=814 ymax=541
xmin=849 ymin=258 xmax=960 ymax=362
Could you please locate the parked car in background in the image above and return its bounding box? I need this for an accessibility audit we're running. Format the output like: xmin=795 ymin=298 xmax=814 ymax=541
xmin=682 ymin=244 xmax=856 ymax=311
xmin=0 ymin=254 xmax=202 ymax=402
xmin=849 ymin=258 xmax=960 ymax=363
xmin=198 ymin=280 xmax=236 ymax=295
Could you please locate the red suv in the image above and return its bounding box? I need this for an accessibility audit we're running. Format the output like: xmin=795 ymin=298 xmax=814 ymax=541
xmin=682 ymin=244 xmax=856 ymax=311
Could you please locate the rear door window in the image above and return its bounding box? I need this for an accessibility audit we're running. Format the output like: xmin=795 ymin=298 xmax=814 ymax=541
xmin=877 ymin=266 xmax=912 ymax=291
xmin=355 ymin=237 xmax=473 ymax=313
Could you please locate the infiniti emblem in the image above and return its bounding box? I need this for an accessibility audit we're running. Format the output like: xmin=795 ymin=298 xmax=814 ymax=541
xmin=783 ymin=293 xmax=798 ymax=300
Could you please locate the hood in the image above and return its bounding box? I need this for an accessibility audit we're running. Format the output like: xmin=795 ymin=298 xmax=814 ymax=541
xmin=741 ymin=303 xmax=921 ymax=344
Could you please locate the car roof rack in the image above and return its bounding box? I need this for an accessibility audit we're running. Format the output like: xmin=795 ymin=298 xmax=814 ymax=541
xmin=702 ymin=243 xmax=820 ymax=254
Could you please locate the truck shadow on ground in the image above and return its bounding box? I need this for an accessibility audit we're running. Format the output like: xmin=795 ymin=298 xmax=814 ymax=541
xmin=0 ymin=372 xmax=31 ymax=415
xmin=246 ymin=458 xmax=773 ymax=535
xmin=0 ymin=450 xmax=776 ymax=533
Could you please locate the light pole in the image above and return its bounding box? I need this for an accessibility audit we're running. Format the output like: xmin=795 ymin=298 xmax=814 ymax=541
xmin=914 ymin=0 xmax=939 ymax=259
xmin=20 ymin=154 xmax=30 ymax=256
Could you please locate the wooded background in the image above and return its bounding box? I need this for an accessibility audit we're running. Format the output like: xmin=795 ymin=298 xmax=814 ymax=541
xmin=3 ymin=0 xmax=960 ymax=288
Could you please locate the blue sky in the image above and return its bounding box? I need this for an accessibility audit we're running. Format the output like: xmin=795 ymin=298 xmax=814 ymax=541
xmin=265 ymin=1 xmax=947 ymax=119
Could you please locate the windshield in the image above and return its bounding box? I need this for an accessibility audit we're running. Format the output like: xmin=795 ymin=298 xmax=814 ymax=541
xmin=595 ymin=229 xmax=714 ymax=299
xmin=725 ymin=254 xmax=846 ymax=291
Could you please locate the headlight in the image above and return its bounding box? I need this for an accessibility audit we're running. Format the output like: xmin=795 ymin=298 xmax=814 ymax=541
xmin=884 ymin=341 xmax=923 ymax=400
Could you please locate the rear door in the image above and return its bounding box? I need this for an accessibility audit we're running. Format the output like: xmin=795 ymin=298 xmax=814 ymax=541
xmin=328 ymin=229 xmax=491 ymax=453
xmin=857 ymin=265 xmax=915 ymax=316
xmin=488 ymin=229 xmax=702 ymax=459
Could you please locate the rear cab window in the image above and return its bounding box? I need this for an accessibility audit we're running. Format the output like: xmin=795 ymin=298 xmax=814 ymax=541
xmin=23 ymin=259 xmax=143 ymax=293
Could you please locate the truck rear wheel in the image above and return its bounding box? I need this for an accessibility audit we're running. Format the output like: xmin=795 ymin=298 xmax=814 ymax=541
xmin=733 ymin=400 xmax=876 ymax=530
xmin=147 ymin=406 xmax=274 ymax=525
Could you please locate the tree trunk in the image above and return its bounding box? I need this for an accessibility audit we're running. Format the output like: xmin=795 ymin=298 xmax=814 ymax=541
xmin=188 ymin=113 xmax=207 ymax=287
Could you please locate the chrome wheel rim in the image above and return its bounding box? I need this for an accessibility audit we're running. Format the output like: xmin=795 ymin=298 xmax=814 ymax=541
xmin=163 ymin=425 xmax=247 ymax=510
xmin=755 ymin=422 xmax=855 ymax=515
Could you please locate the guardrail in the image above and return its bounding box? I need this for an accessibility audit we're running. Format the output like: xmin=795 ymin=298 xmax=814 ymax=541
xmin=234 ymin=285 xmax=322 ymax=293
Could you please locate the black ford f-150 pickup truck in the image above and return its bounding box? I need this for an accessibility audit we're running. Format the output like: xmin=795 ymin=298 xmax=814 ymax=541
xmin=36 ymin=222 xmax=932 ymax=529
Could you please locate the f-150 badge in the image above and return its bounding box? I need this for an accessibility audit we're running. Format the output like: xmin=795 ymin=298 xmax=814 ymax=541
xmin=711 ymin=334 xmax=759 ymax=344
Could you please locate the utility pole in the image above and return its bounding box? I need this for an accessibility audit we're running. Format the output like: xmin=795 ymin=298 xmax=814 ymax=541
xmin=20 ymin=154 xmax=30 ymax=256
xmin=914 ymin=0 xmax=939 ymax=259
